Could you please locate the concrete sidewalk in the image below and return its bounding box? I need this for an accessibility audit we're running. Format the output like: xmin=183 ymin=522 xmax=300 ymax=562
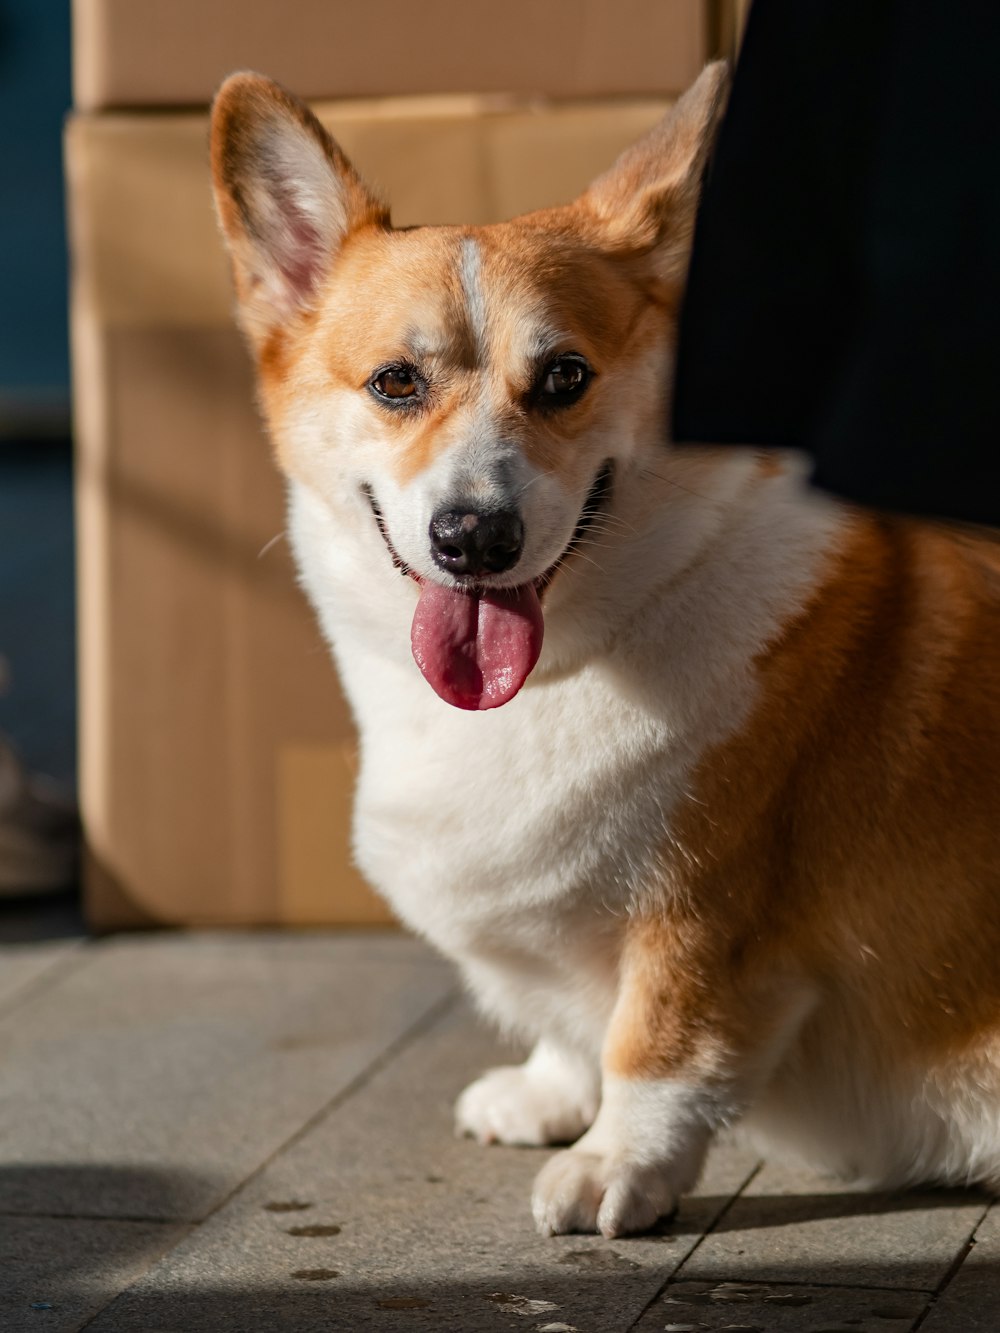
xmin=0 ymin=930 xmax=996 ymax=1332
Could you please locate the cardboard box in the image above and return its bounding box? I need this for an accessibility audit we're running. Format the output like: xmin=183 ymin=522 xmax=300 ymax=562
xmin=73 ymin=0 xmax=708 ymax=109
xmin=69 ymin=96 xmax=672 ymax=927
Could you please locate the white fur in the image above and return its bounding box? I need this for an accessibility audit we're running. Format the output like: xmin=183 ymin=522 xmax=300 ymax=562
xmin=287 ymin=449 xmax=850 ymax=1224
xmin=740 ymin=1016 xmax=1000 ymax=1194
xmin=456 ymin=1039 xmax=600 ymax=1146
xmin=220 ymin=71 xmax=1000 ymax=1235
xmin=533 ymin=1076 xmax=717 ymax=1237
xmin=289 ymin=454 xmax=843 ymax=993
xmin=459 ymin=236 xmax=488 ymax=360
xmin=274 ymin=114 xmax=996 ymax=1226
xmin=287 ymin=394 xmax=1000 ymax=1228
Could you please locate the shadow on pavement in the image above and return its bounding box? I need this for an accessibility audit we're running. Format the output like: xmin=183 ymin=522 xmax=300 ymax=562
xmin=1 ymin=1164 xmax=993 ymax=1332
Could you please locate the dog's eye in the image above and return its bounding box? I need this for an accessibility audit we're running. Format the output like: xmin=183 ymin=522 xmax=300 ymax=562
xmin=537 ymin=355 xmax=592 ymax=406
xmin=370 ymin=365 xmax=423 ymax=403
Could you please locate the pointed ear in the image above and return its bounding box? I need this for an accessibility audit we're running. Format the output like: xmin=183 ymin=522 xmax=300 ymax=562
xmin=210 ymin=72 xmax=387 ymax=345
xmin=580 ymin=61 xmax=729 ymax=276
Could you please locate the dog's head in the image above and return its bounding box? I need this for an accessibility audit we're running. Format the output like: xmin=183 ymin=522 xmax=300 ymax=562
xmin=211 ymin=65 xmax=728 ymax=709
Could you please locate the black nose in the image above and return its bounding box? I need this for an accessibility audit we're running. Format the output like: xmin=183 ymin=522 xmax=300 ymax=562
xmin=429 ymin=507 xmax=524 ymax=577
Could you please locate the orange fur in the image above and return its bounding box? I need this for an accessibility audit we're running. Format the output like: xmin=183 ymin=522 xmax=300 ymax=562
xmin=606 ymin=513 xmax=1000 ymax=1088
xmin=212 ymin=64 xmax=1000 ymax=1232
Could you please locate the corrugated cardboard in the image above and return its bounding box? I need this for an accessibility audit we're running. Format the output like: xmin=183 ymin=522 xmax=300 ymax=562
xmin=69 ymin=96 xmax=671 ymax=927
xmin=74 ymin=325 xmax=379 ymax=927
xmin=73 ymin=0 xmax=707 ymax=109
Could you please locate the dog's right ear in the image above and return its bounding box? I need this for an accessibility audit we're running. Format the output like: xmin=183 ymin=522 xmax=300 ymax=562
xmin=578 ymin=61 xmax=729 ymax=281
xmin=211 ymin=73 xmax=387 ymax=346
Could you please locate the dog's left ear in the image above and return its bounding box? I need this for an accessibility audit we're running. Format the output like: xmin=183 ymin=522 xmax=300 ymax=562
xmin=580 ymin=61 xmax=729 ymax=276
xmin=211 ymin=72 xmax=388 ymax=346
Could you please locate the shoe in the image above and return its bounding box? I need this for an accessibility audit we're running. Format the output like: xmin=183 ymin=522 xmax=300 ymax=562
xmin=0 ymin=736 xmax=78 ymax=895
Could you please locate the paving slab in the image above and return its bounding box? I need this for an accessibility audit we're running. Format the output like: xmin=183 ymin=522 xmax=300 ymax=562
xmin=0 ymin=939 xmax=83 ymax=1013
xmin=678 ymin=1158 xmax=989 ymax=1294
xmin=0 ymin=931 xmax=454 ymax=1221
xmin=0 ymin=1213 xmax=187 ymax=1333
xmin=920 ymin=1204 xmax=1000 ymax=1332
xmin=635 ymin=1278 xmax=928 ymax=1332
xmin=86 ymin=1000 xmax=761 ymax=1333
xmin=10 ymin=928 xmax=976 ymax=1332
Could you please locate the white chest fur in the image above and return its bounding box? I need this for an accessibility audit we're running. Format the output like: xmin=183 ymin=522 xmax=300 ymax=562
xmin=287 ymin=461 xmax=845 ymax=1050
xmin=351 ymin=658 xmax=711 ymax=1054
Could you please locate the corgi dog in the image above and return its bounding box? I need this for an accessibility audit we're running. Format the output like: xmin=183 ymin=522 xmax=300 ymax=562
xmin=211 ymin=63 xmax=1000 ymax=1238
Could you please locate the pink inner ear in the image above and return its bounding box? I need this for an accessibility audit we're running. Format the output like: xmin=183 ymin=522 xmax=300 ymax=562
xmin=277 ymin=203 xmax=325 ymax=302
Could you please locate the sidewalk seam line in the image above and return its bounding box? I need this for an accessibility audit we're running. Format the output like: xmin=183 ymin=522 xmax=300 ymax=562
xmin=73 ymin=984 xmax=460 ymax=1331
xmin=624 ymin=1159 xmax=763 ymax=1330
xmin=909 ymin=1198 xmax=995 ymax=1331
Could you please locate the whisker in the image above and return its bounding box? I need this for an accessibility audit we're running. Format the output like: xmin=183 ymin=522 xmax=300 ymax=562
xmin=573 ymin=536 xmax=617 ymax=555
xmin=585 ymin=512 xmax=636 ymax=530
xmin=257 ymin=531 xmax=285 ymax=560
xmin=584 ymin=518 xmax=636 ymax=538
xmin=567 ymin=551 xmax=604 ymax=573
xmin=561 ymin=535 xmax=606 ymax=570
xmin=639 ymin=468 xmax=718 ymax=503
xmin=515 ymin=473 xmax=547 ymax=498
xmin=585 ymin=522 xmax=637 ymax=547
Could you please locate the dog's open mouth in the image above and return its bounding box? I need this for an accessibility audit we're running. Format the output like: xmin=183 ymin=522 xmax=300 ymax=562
xmin=364 ymin=461 xmax=613 ymax=711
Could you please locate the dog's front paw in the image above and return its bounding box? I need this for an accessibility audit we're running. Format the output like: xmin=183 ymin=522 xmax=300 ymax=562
xmin=531 ymin=1147 xmax=681 ymax=1238
xmin=456 ymin=1060 xmax=596 ymax=1147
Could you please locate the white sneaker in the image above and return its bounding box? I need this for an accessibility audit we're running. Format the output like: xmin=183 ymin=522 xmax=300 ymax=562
xmin=0 ymin=737 xmax=78 ymax=896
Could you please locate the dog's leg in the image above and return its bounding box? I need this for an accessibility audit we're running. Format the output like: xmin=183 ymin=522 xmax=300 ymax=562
xmin=456 ymin=1038 xmax=600 ymax=1146
xmin=532 ymin=916 xmax=812 ymax=1237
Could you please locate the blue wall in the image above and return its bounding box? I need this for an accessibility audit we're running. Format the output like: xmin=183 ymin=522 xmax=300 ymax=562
xmin=0 ymin=0 xmax=72 ymax=403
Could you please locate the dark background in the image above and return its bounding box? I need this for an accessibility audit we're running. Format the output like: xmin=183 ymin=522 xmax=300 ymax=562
xmin=0 ymin=0 xmax=76 ymax=791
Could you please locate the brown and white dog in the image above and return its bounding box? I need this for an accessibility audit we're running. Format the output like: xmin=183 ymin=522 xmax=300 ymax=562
xmin=211 ymin=63 xmax=1000 ymax=1237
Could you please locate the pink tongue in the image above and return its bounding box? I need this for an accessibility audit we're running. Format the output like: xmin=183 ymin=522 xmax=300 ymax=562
xmin=410 ymin=580 xmax=544 ymax=710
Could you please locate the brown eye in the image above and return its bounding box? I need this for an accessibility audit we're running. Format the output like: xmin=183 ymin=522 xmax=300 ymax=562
xmin=370 ymin=364 xmax=423 ymax=403
xmin=537 ymin=355 xmax=592 ymax=406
